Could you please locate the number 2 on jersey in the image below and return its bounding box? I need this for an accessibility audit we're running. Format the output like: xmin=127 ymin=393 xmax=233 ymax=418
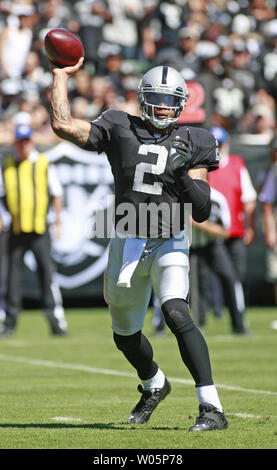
xmin=133 ymin=144 xmax=168 ymax=195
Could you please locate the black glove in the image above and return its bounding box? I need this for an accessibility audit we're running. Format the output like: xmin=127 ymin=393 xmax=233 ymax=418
xmin=169 ymin=131 xmax=192 ymax=172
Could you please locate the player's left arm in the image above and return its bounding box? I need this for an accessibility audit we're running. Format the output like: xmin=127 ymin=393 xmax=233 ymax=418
xmin=175 ymin=166 xmax=211 ymax=223
xmin=169 ymin=131 xmax=214 ymax=223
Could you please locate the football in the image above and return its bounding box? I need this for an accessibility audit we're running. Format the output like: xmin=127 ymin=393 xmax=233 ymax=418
xmin=44 ymin=28 xmax=84 ymax=67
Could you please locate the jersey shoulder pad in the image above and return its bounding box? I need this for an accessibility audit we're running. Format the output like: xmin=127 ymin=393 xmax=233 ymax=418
xmin=189 ymin=126 xmax=216 ymax=148
xmin=98 ymin=109 xmax=128 ymax=126
xmin=186 ymin=126 xmax=218 ymax=171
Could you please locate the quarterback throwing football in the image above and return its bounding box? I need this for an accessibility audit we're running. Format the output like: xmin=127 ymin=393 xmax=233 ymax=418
xmin=49 ymin=57 xmax=228 ymax=431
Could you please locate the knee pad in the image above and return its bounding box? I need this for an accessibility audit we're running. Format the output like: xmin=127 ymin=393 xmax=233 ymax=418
xmin=161 ymin=298 xmax=193 ymax=335
xmin=113 ymin=330 xmax=141 ymax=352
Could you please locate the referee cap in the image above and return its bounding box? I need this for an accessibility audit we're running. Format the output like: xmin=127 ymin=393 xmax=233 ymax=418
xmin=210 ymin=126 xmax=228 ymax=143
xmin=15 ymin=124 xmax=33 ymax=141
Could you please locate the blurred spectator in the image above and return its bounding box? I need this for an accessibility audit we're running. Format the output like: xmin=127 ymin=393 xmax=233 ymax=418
xmin=32 ymin=0 xmax=73 ymax=70
xmin=0 ymin=0 xmax=275 ymax=143
xmin=249 ymin=0 xmax=276 ymax=30
xmin=72 ymin=96 xmax=91 ymax=120
xmin=0 ymin=77 xmax=23 ymax=120
xmin=239 ymin=87 xmax=276 ymax=136
xmin=117 ymin=74 xmax=140 ymax=115
xmin=152 ymin=0 xmax=188 ymax=50
xmin=23 ymin=50 xmax=52 ymax=91
xmin=90 ymin=75 xmax=112 ymax=117
xmin=209 ymin=126 xmax=257 ymax=329
xmin=154 ymin=25 xmax=202 ymax=74
xmin=101 ymin=1 xmax=141 ymax=60
xmin=138 ymin=24 xmax=157 ymax=64
xmin=190 ymin=187 xmax=249 ymax=334
xmin=96 ymin=42 xmax=124 ymax=93
xmin=0 ymin=87 xmax=60 ymax=146
xmin=135 ymin=0 xmax=158 ymax=60
xmin=210 ymin=39 xmax=263 ymax=132
xmin=35 ymin=0 xmax=72 ymax=31
xmin=101 ymin=83 xmax=123 ymax=111
xmin=259 ymin=136 xmax=277 ymax=329
xmin=0 ymin=4 xmax=37 ymax=79
xmin=259 ymin=19 xmax=277 ymax=102
xmin=195 ymin=40 xmax=224 ymax=129
xmin=230 ymin=39 xmax=260 ymax=90
xmin=69 ymin=68 xmax=96 ymax=120
xmin=251 ymin=105 xmax=276 ymax=138
xmin=73 ymin=0 xmax=111 ymax=66
xmin=70 ymin=69 xmax=93 ymax=101
xmin=186 ymin=0 xmax=210 ymax=36
xmin=197 ymin=41 xmax=223 ymax=79
xmin=0 ymin=123 xmax=68 ymax=337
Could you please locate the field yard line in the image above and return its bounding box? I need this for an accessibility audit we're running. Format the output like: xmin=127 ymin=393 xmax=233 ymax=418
xmin=0 ymin=353 xmax=276 ymax=397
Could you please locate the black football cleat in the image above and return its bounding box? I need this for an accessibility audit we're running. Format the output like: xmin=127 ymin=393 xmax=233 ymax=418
xmin=189 ymin=402 xmax=228 ymax=432
xmin=127 ymin=377 xmax=171 ymax=424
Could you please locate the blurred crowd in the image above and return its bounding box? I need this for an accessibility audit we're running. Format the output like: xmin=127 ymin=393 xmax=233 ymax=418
xmin=0 ymin=0 xmax=276 ymax=147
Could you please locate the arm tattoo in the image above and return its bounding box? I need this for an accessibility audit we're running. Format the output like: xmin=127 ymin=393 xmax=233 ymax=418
xmin=75 ymin=124 xmax=88 ymax=144
xmin=49 ymin=106 xmax=55 ymax=126
xmin=59 ymin=101 xmax=71 ymax=122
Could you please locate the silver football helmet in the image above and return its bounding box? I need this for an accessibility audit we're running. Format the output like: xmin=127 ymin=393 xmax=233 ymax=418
xmin=138 ymin=66 xmax=188 ymax=129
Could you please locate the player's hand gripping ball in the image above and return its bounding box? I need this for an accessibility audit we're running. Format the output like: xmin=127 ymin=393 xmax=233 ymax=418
xmin=44 ymin=28 xmax=84 ymax=67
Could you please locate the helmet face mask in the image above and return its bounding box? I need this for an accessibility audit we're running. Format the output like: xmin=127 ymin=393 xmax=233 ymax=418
xmin=138 ymin=66 xmax=188 ymax=129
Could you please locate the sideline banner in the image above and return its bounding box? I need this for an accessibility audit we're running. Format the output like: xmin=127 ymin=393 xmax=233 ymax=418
xmin=46 ymin=142 xmax=114 ymax=299
xmin=0 ymin=142 xmax=114 ymax=302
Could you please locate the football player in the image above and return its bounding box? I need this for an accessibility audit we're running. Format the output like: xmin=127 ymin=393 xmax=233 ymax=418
xmin=48 ymin=57 xmax=228 ymax=431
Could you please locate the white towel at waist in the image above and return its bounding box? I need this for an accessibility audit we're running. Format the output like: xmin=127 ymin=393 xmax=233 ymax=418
xmin=117 ymin=237 xmax=147 ymax=288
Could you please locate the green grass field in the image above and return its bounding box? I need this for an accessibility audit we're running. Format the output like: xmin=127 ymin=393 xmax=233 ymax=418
xmin=0 ymin=306 xmax=276 ymax=451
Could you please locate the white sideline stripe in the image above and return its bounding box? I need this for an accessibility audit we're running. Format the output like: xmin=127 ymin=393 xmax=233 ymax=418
xmin=229 ymin=413 xmax=261 ymax=419
xmin=0 ymin=354 xmax=276 ymax=397
xmin=51 ymin=416 xmax=82 ymax=422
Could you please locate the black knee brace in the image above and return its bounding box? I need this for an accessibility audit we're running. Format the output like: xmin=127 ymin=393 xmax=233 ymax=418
xmin=161 ymin=298 xmax=194 ymax=335
xmin=113 ymin=330 xmax=141 ymax=352
xmin=113 ymin=330 xmax=158 ymax=380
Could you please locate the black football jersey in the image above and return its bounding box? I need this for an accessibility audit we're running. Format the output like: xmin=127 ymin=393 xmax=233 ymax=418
xmin=83 ymin=110 xmax=218 ymax=238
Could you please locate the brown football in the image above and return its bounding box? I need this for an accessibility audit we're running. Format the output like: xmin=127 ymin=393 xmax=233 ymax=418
xmin=44 ymin=28 xmax=84 ymax=67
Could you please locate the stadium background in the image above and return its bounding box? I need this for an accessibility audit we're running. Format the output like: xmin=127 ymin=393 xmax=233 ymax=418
xmin=0 ymin=0 xmax=276 ymax=308
xmin=0 ymin=138 xmax=272 ymax=307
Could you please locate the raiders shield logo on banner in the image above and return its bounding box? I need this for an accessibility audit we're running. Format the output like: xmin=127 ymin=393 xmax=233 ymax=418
xmin=46 ymin=142 xmax=114 ymax=298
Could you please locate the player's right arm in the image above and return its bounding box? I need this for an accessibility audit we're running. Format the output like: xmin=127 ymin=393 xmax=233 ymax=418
xmin=49 ymin=57 xmax=91 ymax=148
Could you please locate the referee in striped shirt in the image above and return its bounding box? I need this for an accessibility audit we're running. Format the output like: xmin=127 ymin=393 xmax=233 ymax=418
xmin=0 ymin=124 xmax=68 ymax=337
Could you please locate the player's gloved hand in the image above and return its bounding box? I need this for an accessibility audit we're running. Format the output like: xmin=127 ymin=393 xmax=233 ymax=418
xmin=169 ymin=133 xmax=192 ymax=172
